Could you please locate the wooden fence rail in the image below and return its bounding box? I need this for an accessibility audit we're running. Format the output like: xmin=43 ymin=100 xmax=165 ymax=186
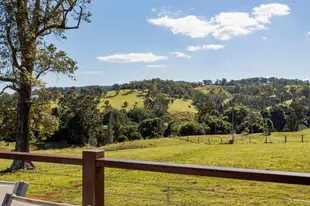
xmin=1 ymin=150 xmax=310 ymax=206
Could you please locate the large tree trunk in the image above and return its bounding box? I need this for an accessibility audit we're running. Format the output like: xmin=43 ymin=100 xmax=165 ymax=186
xmin=10 ymin=83 xmax=35 ymax=171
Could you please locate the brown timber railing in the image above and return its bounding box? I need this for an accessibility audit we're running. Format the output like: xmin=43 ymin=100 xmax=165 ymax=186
xmin=1 ymin=150 xmax=310 ymax=206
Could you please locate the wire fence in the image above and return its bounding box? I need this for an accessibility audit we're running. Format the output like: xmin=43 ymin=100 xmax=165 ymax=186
xmin=177 ymin=133 xmax=310 ymax=145
xmin=1 ymin=160 xmax=310 ymax=205
xmin=103 ymin=169 xmax=310 ymax=205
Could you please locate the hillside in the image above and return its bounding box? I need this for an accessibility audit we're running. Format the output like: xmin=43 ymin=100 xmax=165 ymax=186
xmin=1 ymin=130 xmax=310 ymax=205
xmin=99 ymin=89 xmax=198 ymax=114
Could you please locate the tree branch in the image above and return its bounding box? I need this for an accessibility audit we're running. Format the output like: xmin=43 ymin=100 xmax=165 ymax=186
xmin=0 ymin=76 xmax=17 ymax=83
xmin=35 ymin=67 xmax=53 ymax=79
xmin=0 ymin=85 xmax=16 ymax=95
xmin=36 ymin=0 xmax=82 ymax=37
xmin=5 ymin=16 xmax=21 ymax=70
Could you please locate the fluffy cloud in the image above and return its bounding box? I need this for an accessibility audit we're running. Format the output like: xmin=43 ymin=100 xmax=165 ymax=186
xmin=187 ymin=44 xmax=225 ymax=51
xmin=147 ymin=15 xmax=217 ymax=38
xmin=146 ymin=64 xmax=167 ymax=68
xmin=171 ymin=52 xmax=191 ymax=58
xmin=307 ymin=32 xmax=310 ymax=36
xmin=97 ymin=53 xmax=167 ymax=63
xmin=253 ymin=3 xmax=290 ymax=24
xmin=147 ymin=3 xmax=290 ymax=40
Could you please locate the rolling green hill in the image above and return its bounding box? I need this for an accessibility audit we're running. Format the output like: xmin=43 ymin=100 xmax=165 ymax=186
xmin=99 ymin=89 xmax=198 ymax=114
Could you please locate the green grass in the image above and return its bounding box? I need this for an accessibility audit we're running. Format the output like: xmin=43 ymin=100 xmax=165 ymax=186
xmin=1 ymin=131 xmax=310 ymax=205
xmin=99 ymin=89 xmax=197 ymax=114
xmin=168 ymin=99 xmax=197 ymax=114
xmin=99 ymin=89 xmax=146 ymax=111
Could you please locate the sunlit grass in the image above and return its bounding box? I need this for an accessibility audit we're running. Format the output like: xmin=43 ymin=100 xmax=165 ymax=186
xmin=98 ymin=89 xmax=198 ymax=114
xmin=1 ymin=130 xmax=310 ymax=205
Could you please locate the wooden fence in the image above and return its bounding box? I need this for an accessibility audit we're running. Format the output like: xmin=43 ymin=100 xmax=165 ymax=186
xmin=1 ymin=150 xmax=310 ymax=206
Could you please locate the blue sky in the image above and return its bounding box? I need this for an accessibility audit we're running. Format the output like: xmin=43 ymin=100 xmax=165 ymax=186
xmin=43 ymin=0 xmax=310 ymax=87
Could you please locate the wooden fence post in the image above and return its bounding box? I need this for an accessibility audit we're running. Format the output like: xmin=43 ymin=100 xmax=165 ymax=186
xmin=285 ymin=135 xmax=287 ymax=143
xmin=166 ymin=186 xmax=170 ymax=206
xmin=265 ymin=136 xmax=268 ymax=143
xmin=221 ymin=138 xmax=223 ymax=144
xmin=198 ymin=137 xmax=200 ymax=144
xmin=83 ymin=150 xmax=105 ymax=206
xmin=249 ymin=136 xmax=251 ymax=144
xmin=302 ymin=135 xmax=304 ymax=143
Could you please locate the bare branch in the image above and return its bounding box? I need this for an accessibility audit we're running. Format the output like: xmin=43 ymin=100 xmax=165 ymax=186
xmin=36 ymin=0 xmax=82 ymax=37
xmin=35 ymin=67 xmax=53 ymax=79
xmin=0 ymin=85 xmax=16 ymax=95
xmin=64 ymin=6 xmax=83 ymax=29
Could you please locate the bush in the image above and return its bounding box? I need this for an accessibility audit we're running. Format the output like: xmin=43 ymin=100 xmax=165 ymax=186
xmin=116 ymin=135 xmax=128 ymax=143
xmin=88 ymin=136 xmax=98 ymax=147
xmin=164 ymin=122 xmax=181 ymax=137
xmin=298 ymin=124 xmax=308 ymax=131
xmin=179 ymin=122 xmax=206 ymax=136
xmin=139 ymin=118 xmax=165 ymax=139
xmin=128 ymin=108 xmax=153 ymax=123
xmin=130 ymin=132 xmax=143 ymax=141
xmin=119 ymin=125 xmax=143 ymax=141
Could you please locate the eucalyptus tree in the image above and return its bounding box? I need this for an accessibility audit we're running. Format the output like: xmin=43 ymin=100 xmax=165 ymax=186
xmin=0 ymin=0 xmax=91 ymax=170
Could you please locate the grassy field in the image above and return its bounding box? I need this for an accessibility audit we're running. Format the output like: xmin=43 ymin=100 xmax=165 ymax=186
xmin=99 ymin=89 xmax=198 ymax=114
xmin=1 ymin=131 xmax=310 ymax=205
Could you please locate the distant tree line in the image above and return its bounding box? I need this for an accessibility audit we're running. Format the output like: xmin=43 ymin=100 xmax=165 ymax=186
xmin=1 ymin=77 xmax=310 ymax=147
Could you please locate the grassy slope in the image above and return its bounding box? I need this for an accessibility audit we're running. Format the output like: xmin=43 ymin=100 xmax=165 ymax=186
xmin=195 ymin=86 xmax=233 ymax=104
xmin=99 ymin=89 xmax=198 ymax=114
xmin=1 ymin=131 xmax=310 ymax=205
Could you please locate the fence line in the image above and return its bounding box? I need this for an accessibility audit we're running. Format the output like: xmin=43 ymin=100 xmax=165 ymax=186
xmin=1 ymin=150 xmax=310 ymax=206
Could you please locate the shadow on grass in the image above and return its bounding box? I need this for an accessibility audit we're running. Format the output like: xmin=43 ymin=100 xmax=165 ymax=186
xmin=32 ymin=141 xmax=81 ymax=150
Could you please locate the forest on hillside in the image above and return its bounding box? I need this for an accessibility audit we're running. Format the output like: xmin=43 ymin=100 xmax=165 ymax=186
xmin=1 ymin=77 xmax=310 ymax=147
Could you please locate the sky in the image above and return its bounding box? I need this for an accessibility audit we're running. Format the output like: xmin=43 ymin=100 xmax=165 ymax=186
xmin=42 ymin=0 xmax=310 ymax=87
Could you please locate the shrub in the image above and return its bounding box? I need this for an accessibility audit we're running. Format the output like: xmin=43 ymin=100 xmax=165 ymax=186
xmin=179 ymin=122 xmax=206 ymax=136
xmin=298 ymin=124 xmax=308 ymax=131
xmin=130 ymin=132 xmax=143 ymax=141
xmin=164 ymin=121 xmax=181 ymax=137
xmin=88 ymin=136 xmax=98 ymax=147
xmin=116 ymin=135 xmax=128 ymax=143
xmin=123 ymin=101 xmax=129 ymax=108
xmin=139 ymin=118 xmax=165 ymax=139
xmin=127 ymin=108 xmax=153 ymax=123
xmin=119 ymin=125 xmax=143 ymax=141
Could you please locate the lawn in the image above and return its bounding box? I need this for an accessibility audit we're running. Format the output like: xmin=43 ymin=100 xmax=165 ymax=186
xmin=1 ymin=131 xmax=310 ymax=205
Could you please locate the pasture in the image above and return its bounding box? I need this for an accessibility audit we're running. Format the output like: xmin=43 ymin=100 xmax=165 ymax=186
xmin=1 ymin=130 xmax=310 ymax=205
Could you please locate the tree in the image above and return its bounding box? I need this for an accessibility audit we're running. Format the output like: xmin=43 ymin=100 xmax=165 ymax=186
xmin=0 ymin=0 xmax=91 ymax=170
xmin=123 ymin=101 xmax=129 ymax=108
xmin=179 ymin=121 xmax=206 ymax=136
xmin=285 ymin=109 xmax=298 ymax=132
xmin=139 ymin=118 xmax=165 ymax=139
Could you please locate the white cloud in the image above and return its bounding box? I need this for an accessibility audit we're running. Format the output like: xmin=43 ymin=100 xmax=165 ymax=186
xmin=252 ymin=3 xmax=290 ymax=24
xmin=151 ymin=8 xmax=156 ymax=12
xmin=171 ymin=52 xmax=191 ymax=58
xmin=146 ymin=64 xmax=167 ymax=68
xmin=187 ymin=44 xmax=225 ymax=51
xmin=147 ymin=15 xmax=218 ymax=38
xmin=307 ymin=32 xmax=310 ymax=36
xmin=147 ymin=3 xmax=290 ymax=40
xmin=260 ymin=36 xmax=267 ymax=40
xmin=97 ymin=53 xmax=167 ymax=63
